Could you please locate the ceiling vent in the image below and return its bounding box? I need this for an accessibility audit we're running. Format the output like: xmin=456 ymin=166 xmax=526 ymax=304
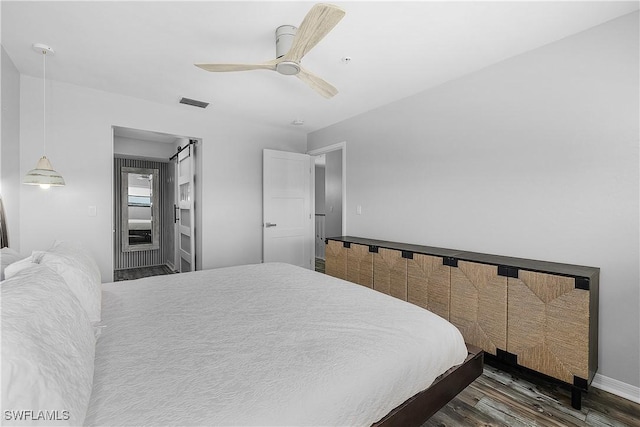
xmin=179 ymin=97 xmax=209 ymax=109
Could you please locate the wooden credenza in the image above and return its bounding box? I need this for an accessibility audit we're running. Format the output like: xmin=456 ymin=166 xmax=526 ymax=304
xmin=325 ymin=236 xmax=599 ymax=410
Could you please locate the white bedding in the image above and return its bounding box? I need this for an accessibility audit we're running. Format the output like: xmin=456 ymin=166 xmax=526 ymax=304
xmin=85 ymin=263 xmax=467 ymax=426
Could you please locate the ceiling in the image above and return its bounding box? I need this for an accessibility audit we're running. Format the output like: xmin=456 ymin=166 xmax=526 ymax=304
xmin=2 ymin=1 xmax=638 ymax=134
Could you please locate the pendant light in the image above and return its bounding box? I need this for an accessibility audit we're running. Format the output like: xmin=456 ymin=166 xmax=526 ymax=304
xmin=23 ymin=43 xmax=65 ymax=189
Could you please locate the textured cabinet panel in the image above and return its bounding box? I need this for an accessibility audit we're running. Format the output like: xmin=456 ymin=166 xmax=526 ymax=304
xmin=450 ymin=261 xmax=507 ymax=356
xmin=407 ymin=254 xmax=451 ymax=320
xmin=373 ymin=248 xmax=407 ymax=300
xmin=347 ymin=244 xmax=373 ymax=288
xmin=325 ymin=240 xmax=347 ymax=280
xmin=507 ymin=271 xmax=589 ymax=383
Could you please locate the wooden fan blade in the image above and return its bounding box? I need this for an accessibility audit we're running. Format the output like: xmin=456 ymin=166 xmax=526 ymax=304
xmin=195 ymin=60 xmax=277 ymax=72
xmin=296 ymin=66 xmax=338 ymax=98
xmin=284 ymin=3 xmax=345 ymax=62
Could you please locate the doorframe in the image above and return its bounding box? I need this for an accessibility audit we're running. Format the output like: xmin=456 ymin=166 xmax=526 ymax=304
xmin=308 ymin=141 xmax=347 ymax=240
xmin=112 ymin=126 xmax=199 ymax=278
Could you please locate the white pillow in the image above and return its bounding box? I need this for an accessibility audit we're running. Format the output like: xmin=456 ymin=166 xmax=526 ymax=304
xmin=39 ymin=241 xmax=102 ymax=323
xmin=1 ymin=265 xmax=96 ymax=426
xmin=1 ymin=247 xmax=25 ymax=280
xmin=3 ymin=254 xmax=40 ymax=281
xmin=49 ymin=241 xmax=101 ymax=286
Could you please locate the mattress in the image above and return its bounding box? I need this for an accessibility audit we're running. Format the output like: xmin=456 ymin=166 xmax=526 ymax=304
xmin=85 ymin=262 xmax=467 ymax=426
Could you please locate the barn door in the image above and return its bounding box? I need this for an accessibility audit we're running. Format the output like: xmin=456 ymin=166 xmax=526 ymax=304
xmin=174 ymin=143 xmax=196 ymax=272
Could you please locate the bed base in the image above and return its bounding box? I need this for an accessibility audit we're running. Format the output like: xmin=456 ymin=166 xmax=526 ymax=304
xmin=372 ymin=344 xmax=483 ymax=427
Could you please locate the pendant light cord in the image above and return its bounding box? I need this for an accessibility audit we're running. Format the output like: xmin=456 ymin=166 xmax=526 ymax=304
xmin=42 ymin=50 xmax=46 ymax=156
xmin=23 ymin=44 xmax=64 ymax=187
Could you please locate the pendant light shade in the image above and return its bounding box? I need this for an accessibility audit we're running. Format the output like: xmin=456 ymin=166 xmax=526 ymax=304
xmin=23 ymin=43 xmax=65 ymax=189
xmin=23 ymin=156 xmax=66 ymax=188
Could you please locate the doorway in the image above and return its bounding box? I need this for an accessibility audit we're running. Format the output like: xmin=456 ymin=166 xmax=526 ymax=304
xmin=309 ymin=142 xmax=346 ymax=273
xmin=112 ymin=126 xmax=200 ymax=280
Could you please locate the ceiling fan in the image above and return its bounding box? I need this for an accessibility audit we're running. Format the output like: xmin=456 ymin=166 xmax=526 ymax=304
xmin=195 ymin=3 xmax=345 ymax=98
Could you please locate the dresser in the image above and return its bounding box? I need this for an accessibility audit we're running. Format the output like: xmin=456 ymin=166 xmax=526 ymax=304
xmin=325 ymin=236 xmax=599 ymax=410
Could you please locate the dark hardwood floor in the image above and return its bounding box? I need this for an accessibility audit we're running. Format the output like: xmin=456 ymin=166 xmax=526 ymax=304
xmin=424 ymin=364 xmax=640 ymax=427
xmin=113 ymin=265 xmax=175 ymax=282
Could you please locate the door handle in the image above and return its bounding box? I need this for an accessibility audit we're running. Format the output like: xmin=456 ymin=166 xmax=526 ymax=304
xmin=265 ymin=222 xmax=277 ymax=228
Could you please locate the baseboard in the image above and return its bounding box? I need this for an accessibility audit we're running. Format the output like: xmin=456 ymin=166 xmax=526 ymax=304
xmin=592 ymin=373 xmax=640 ymax=404
xmin=165 ymin=261 xmax=176 ymax=272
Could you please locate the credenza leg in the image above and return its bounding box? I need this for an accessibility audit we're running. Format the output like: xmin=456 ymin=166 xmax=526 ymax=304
xmin=571 ymin=387 xmax=582 ymax=410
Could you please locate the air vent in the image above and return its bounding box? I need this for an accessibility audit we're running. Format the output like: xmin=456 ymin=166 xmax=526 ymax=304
xmin=179 ymin=97 xmax=209 ymax=109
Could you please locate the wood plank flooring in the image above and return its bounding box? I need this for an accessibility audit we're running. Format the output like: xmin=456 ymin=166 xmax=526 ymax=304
xmin=423 ymin=364 xmax=640 ymax=426
xmin=113 ymin=265 xmax=175 ymax=281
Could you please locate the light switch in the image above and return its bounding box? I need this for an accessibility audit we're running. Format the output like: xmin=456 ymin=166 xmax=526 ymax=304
xmin=356 ymin=205 xmax=362 ymax=215
xmin=88 ymin=206 xmax=97 ymax=217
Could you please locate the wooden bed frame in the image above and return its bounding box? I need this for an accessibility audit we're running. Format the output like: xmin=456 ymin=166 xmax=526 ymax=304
xmin=373 ymin=344 xmax=484 ymax=427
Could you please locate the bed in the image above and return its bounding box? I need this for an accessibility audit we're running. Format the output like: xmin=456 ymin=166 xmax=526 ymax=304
xmin=1 ymin=242 xmax=482 ymax=426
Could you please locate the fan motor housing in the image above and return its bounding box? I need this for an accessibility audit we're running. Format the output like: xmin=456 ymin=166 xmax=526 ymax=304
xmin=275 ymin=25 xmax=296 ymax=58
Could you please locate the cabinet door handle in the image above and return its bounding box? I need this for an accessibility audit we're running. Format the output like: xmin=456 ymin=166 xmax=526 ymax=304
xmin=265 ymin=222 xmax=277 ymax=228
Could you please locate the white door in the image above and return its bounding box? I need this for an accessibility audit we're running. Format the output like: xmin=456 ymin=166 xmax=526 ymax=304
xmin=175 ymin=145 xmax=196 ymax=272
xmin=263 ymin=149 xmax=313 ymax=269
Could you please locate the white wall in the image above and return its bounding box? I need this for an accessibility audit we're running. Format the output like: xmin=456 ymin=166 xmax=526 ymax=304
xmin=1 ymin=46 xmax=21 ymax=251
xmin=19 ymin=77 xmax=306 ymax=282
xmin=308 ymin=12 xmax=639 ymax=390
xmin=114 ymin=136 xmax=176 ymax=161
